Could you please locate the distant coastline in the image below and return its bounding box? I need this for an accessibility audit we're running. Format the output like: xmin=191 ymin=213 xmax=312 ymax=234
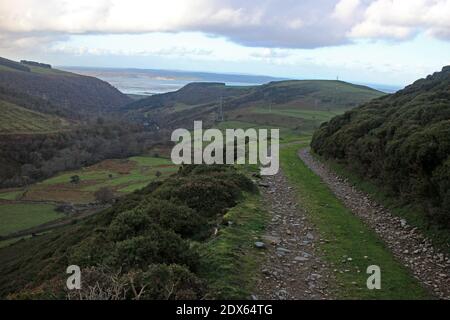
xmin=60 ymin=66 xmax=402 ymax=95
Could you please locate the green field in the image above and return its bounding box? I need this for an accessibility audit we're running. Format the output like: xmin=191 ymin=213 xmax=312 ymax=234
xmin=280 ymin=143 xmax=430 ymax=299
xmin=0 ymin=155 xmax=179 ymax=238
xmin=0 ymin=203 xmax=62 ymax=236
xmin=23 ymin=156 xmax=178 ymax=203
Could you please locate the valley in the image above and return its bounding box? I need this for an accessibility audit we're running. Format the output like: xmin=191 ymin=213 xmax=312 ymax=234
xmin=0 ymin=57 xmax=448 ymax=301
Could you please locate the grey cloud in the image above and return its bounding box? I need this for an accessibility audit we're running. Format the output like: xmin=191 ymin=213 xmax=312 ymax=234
xmin=0 ymin=0 xmax=449 ymax=52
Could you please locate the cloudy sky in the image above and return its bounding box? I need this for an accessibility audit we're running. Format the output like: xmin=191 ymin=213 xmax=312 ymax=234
xmin=1 ymin=0 xmax=449 ymax=86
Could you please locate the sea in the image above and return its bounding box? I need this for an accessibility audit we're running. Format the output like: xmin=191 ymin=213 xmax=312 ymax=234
xmin=60 ymin=67 xmax=401 ymax=96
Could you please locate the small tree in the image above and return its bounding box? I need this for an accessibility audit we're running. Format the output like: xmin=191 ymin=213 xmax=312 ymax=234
xmin=94 ymin=187 xmax=115 ymax=204
xmin=70 ymin=175 xmax=80 ymax=184
xmin=155 ymin=171 xmax=162 ymax=179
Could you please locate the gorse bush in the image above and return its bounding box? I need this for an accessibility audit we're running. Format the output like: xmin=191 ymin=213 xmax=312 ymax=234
xmin=0 ymin=164 xmax=256 ymax=299
xmin=312 ymin=66 xmax=450 ymax=228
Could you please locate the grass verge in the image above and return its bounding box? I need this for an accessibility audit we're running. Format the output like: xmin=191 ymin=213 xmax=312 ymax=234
xmin=320 ymin=156 xmax=450 ymax=254
xmin=198 ymin=192 xmax=269 ymax=299
xmin=281 ymin=143 xmax=431 ymax=299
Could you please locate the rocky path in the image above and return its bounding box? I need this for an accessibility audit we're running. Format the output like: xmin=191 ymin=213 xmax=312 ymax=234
xmin=255 ymin=170 xmax=333 ymax=300
xmin=299 ymin=148 xmax=450 ymax=299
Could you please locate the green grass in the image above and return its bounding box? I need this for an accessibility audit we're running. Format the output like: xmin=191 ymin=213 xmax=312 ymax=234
xmin=0 ymin=203 xmax=62 ymax=236
xmin=321 ymin=157 xmax=450 ymax=254
xmin=28 ymin=65 xmax=74 ymax=76
xmin=0 ymin=65 xmax=20 ymax=72
xmin=198 ymin=193 xmax=269 ymax=299
xmin=19 ymin=156 xmax=179 ymax=203
xmin=128 ymin=156 xmax=173 ymax=166
xmin=0 ymin=100 xmax=69 ymax=134
xmin=0 ymin=190 xmax=23 ymax=200
xmin=254 ymin=108 xmax=344 ymax=122
xmin=280 ymin=143 xmax=431 ymax=299
xmin=0 ymin=238 xmax=24 ymax=249
xmin=41 ymin=170 xmax=114 ymax=185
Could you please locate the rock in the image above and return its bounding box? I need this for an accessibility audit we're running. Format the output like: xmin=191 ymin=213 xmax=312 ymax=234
xmin=276 ymin=289 xmax=288 ymax=300
xmin=300 ymin=251 xmax=312 ymax=258
xmin=306 ymin=232 xmax=314 ymax=240
xmin=255 ymin=242 xmax=266 ymax=249
xmin=400 ymin=219 xmax=407 ymax=228
xmin=295 ymin=256 xmax=309 ymax=262
xmin=262 ymin=235 xmax=281 ymax=245
xmin=276 ymin=247 xmax=291 ymax=254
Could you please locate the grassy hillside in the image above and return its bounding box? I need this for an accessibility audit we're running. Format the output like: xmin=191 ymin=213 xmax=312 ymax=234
xmin=0 ymin=165 xmax=260 ymax=299
xmin=311 ymin=66 xmax=450 ymax=231
xmin=0 ymin=100 xmax=71 ymax=134
xmin=0 ymin=57 xmax=131 ymax=115
xmin=126 ymin=80 xmax=384 ymax=134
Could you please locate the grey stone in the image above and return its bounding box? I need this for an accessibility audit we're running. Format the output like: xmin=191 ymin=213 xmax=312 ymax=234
xmin=255 ymin=242 xmax=266 ymax=249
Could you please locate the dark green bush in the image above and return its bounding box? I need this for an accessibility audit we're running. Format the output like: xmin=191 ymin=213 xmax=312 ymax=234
xmin=312 ymin=66 xmax=450 ymax=228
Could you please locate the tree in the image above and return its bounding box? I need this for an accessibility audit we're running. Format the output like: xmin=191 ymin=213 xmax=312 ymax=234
xmin=70 ymin=175 xmax=80 ymax=184
xmin=94 ymin=187 xmax=115 ymax=204
xmin=155 ymin=171 xmax=162 ymax=179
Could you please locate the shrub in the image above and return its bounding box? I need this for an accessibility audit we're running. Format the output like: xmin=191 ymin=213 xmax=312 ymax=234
xmin=312 ymin=67 xmax=450 ymax=229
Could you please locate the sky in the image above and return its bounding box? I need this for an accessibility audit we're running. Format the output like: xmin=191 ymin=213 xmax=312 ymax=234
xmin=0 ymin=0 xmax=449 ymax=86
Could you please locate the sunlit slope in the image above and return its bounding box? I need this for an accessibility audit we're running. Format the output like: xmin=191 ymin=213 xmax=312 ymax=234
xmin=127 ymin=80 xmax=385 ymax=133
xmin=0 ymin=100 xmax=71 ymax=134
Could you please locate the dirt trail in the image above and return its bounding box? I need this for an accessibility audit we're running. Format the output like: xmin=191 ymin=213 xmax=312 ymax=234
xmin=299 ymin=148 xmax=450 ymax=299
xmin=255 ymin=170 xmax=333 ymax=300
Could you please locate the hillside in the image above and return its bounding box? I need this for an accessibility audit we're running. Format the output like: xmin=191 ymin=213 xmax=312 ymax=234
xmin=311 ymin=66 xmax=450 ymax=229
xmin=0 ymin=57 xmax=131 ymax=115
xmin=0 ymin=165 xmax=257 ymax=299
xmin=126 ymin=80 xmax=384 ymax=132
xmin=0 ymin=100 xmax=71 ymax=134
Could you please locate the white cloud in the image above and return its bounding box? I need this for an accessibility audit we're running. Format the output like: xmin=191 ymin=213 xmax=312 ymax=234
xmin=332 ymin=0 xmax=362 ymax=21
xmin=349 ymin=0 xmax=450 ymax=40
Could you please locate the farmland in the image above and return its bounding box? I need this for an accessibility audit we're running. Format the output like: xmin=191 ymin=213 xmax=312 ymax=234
xmin=0 ymin=155 xmax=178 ymax=245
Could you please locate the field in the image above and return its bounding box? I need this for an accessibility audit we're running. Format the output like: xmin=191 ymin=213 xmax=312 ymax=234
xmin=0 ymin=155 xmax=178 ymax=245
xmin=0 ymin=203 xmax=62 ymax=236
xmin=22 ymin=156 xmax=178 ymax=204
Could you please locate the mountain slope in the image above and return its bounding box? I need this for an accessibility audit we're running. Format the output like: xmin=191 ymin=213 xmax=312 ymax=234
xmin=0 ymin=165 xmax=256 ymax=299
xmin=0 ymin=100 xmax=71 ymax=134
xmin=125 ymin=80 xmax=385 ymax=131
xmin=0 ymin=57 xmax=131 ymax=115
xmin=311 ymin=66 xmax=450 ymax=228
